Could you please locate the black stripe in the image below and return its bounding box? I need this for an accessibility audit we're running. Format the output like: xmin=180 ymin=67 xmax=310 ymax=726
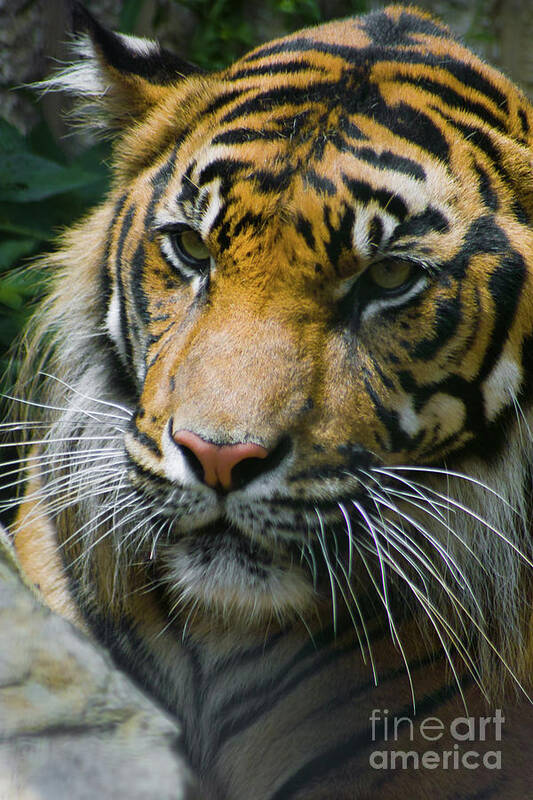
xmin=340 ymin=117 xmax=367 ymax=141
xmin=478 ymin=248 xmax=526 ymax=383
xmin=323 ymin=203 xmax=355 ymax=271
xmin=518 ymin=107 xmax=529 ymax=136
xmin=229 ymin=60 xmax=321 ymax=80
xmin=473 ymin=161 xmax=499 ymax=212
xmin=216 ymin=638 xmax=428 ymax=753
xmin=124 ymin=452 xmax=167 ymax=487
xmin=130 ymin=148 xmax=178 ymax=334
xmin=130 ymin=242 xmax=150 ymax=326
xmin=269 ymin=675 xmax=464 ymax=799
xmin=242 ymin=35 xmax=351 ymax=64
xmin=343 ymin=175 xmax=408 ymax=220
xmin=413 ymin=289 xmax=463 ymax=360
xmin=368 ymin=215 xmax=384 ymax=254
xmin=389 ymin=207 xmax=449 ymax=243
xmin=129 ymin=425 xmax=162 ymax=457
xmin=233 ymin=210 xmax=267 ymax=238
xmin=176 ymin=161 xmax=199 ymax=208
xmin=213 ymin=624 xmax=382 ymax=746
xmin=148 ymin=147 xmax=178 ymax=226
xmin=365 ymin=378 xmax=425 ymax=452
xmin=444 ymin=118 xmax=509 ymax=184
xmin=445 ymin=215 xmax=509 ymax=281
xmin=361 ymin=9 xmax=449 ymax=44
xmin=197 ymin=158 xmax=251 ymax=191
xmin=219 ymin=80 xmax=340 ymax=125
xmin=255 ymin=167 xmax=293 ymax=193
xmin=203 ymin=87 xmax=247 ymax=117
xmin=101 ymin=193 xmax=127 ymax=320
xmin=295 ymin=214 xmax=315 ymax=250
xmin=211 ymin=128 xmax=285 ymax=145
xmin=115 ymin=204 xmax=137 ymax=375
xmin=219 ymin=77 xmax=449 ymax=166
xmin=398 ymin=74 xmax=507 ymax=133
xmin=353 ymin=146 xmax=426 ymax=181
xmin=275 ymin=110 xmax=312 ymax=139
xmin=304 ymin=169 xmax=336 ymax=196
xmin=381 ymin=101 xmax=450 ymax=163
xmin=243 ymin=37 xmax=509 ymax=113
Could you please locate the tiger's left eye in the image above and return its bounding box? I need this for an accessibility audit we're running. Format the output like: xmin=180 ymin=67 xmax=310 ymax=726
xmin=367 ymin=260 xmax=413 ymax=291
xmin=167 ymin=228 xmax=211 ymax=269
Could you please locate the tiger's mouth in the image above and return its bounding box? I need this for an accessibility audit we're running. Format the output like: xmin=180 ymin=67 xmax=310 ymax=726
xmin=161 ymin=513 xmax=318 ymax=622
xmin=176 ymin=518 xmax=275 ymax=566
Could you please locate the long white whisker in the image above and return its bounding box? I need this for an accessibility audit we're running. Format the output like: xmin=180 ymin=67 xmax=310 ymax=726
xmin=313 ymin=507 xmax=338 ymax=632
xmin=379 ymin=465 xmax=518 ymax=514
xmin=37 ymin=371 xmax=131 ymax=418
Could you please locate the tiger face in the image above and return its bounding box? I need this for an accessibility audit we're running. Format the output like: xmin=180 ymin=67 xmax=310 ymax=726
xmin=13 ymin=5 xmax=533 ymax=670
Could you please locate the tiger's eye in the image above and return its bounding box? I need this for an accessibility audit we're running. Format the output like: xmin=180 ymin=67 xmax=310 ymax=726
xmin=367 ymin=261 xmax=413 ymax=291
xmin=176 ymin=230 xmax=210 ymax=263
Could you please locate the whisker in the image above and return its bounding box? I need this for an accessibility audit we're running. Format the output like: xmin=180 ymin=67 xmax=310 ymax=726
xmin=313 ymin=507 xmax=338 ymax=632
xmin=37 ymin=371 xmax=131 ymax=419
xmin=378 ymin=465 xmax=518 ymax=515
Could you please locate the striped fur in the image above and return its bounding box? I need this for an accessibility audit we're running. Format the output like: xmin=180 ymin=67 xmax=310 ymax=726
xmin=6 ymin=4 xmax=533 ymax=796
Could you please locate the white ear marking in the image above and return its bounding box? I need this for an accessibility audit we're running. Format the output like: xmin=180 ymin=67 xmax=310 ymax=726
xmin=116 ymin=33 xmax=161 ymax=58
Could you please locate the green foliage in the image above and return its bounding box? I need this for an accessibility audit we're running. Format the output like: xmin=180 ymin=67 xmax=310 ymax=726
xmin=0 ymin=117 xmax=111 ymax=379
xmin=271 ymin=0 xmax=322 ymax=27
xmin=119 ymin=0 xmax=146 ymax=33
xmin=171 ymin=0 xmax=256 ymax=70
xmin=169 ymin=0 xmax=368 ymax=71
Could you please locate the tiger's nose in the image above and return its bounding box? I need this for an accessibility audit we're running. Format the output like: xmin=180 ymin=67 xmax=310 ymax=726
xmin=172 ymin=429 xmax=269 ymax=491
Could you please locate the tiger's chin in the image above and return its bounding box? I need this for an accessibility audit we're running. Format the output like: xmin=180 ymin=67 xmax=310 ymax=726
xmin=162 ymin=521 xmax=317 ymax=627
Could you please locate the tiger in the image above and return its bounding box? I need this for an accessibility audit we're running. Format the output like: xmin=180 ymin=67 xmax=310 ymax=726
xmin=5 ymin=1 xmax=533 ymax=797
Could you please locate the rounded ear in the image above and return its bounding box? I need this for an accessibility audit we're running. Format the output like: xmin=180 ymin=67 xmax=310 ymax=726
xmin=37 ymin=1 xmax=204 ymax=136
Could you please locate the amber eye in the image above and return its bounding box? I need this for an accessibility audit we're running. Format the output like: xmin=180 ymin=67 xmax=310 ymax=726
xmin=167 ymin=228 xmax=211 ymax=269
xmin=367 ymin=260 xmax=413 ymax=292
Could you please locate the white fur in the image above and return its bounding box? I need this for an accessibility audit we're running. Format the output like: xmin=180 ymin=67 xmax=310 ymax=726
xmin=117 ymin=33 xmax=160 ymax=57
xmin=360 ymin=275 xmax=429 ymax=321
xmin=105 ymin=289 xmax=126 ymax=362
xmin=482 ymin=355 xmax=523 ymax=422
xmin=397 ymin=395 xmax=421 ymax=436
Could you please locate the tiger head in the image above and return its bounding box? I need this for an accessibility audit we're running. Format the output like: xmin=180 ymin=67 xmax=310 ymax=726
xmin=16 ymin=4 xmax=533 ymax=686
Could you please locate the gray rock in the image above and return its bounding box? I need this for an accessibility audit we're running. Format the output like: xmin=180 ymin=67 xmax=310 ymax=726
xmin=0 ymin=525 xmax=194 ymax=800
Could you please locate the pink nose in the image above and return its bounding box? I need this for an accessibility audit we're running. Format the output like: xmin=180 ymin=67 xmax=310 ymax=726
xmin=172 ymin=429 xmax=269 ymax=490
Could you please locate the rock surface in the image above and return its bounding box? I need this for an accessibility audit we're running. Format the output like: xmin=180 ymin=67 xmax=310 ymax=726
xmin=0 ymin=525 xmax=193 ymax=800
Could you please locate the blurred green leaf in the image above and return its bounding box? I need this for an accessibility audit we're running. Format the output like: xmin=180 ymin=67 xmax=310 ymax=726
xmin=119 ymin=0 xmax=146 ymax=32
xmin=27 ymin=119 xmax=68 ymax=164
xmin=0 ymin=112 xmax=112 ymax=374
xmin=0 ymin=239 xmax=39 ymax=272
xmin=0 ymin=152 xmax=101 ymax=203
xmin=0 ymin=119 xmax=27 ymax=152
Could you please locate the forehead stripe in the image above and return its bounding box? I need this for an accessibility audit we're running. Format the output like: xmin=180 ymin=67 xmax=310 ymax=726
xmin=304 ymin=170 xmax=337 ymax=196
xmin=388 ymin=207 xmax=449 ymax=244
xmin=395 ymin=74 xmax=507 ymax=133
xmin=229 ymin=60 xmax=320 ymax=80
xmin=243 ymin=33 xmax=508 ymax=112
xmin=351 ymin=147 xmax=426 ymax=181
xmin=343 ymin=175 xmax=408 ymax=221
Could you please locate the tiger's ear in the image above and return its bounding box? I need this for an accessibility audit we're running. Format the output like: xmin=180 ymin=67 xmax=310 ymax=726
xmin=41 ymin=1 xmax=203 ymax=135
